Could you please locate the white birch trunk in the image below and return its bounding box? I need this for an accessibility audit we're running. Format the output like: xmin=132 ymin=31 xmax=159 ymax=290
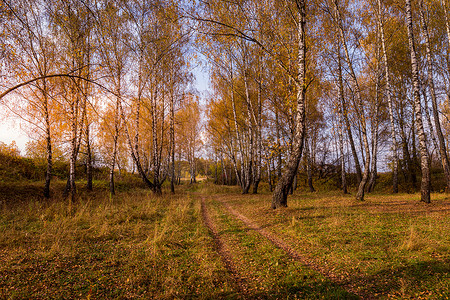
xmin=419 ymin=0 xmax=450 ymax=191
xmin=406 ymin=0 xmax=431 ymax=203
xmin=333 ymin=0 xmax=371 ymax=201
xmin=377 ymin=0 xmax=399 ymax=193
xmin=272 ymin=0 xmax=307 ymax=208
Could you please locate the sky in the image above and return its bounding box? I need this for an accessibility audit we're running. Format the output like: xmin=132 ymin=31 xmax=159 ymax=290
xmin=0 ymin=64 xmax=211 ymax=155
xmin=194 ymin=62 xmax=210 ymax=99
xmin=0 ymin=115 xmax=30 ymax=153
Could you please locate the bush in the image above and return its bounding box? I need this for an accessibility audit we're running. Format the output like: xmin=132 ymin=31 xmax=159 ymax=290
xmin=0 ymin=152 xmax=41 ymax=181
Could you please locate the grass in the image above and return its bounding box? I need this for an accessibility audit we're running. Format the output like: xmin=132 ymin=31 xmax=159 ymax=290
xmin=219 ymin=188 xmax=450 ymax=299
xmin=0 ymin=180 xmax=449 ymax=299
xmin=206 ymin=196 xmax=357 ymax=299
xmin=0 ymin=182 xmax=236 ymax=299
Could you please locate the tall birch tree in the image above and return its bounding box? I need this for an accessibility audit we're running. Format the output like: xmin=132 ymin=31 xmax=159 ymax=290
xmin=405 ymin=0 xmax=431 ymax=203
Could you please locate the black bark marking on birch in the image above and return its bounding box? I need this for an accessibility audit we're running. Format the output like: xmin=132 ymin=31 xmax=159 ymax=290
xmin=419 ymin=0 xmax=450 ymax=191
xmin=406 ymin=0 xmax=431 ymax=203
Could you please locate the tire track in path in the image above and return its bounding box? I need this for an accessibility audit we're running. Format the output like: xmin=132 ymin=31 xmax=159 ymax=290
xmin=217 ymin=197 xmax=373 ymax=300
xmin=200 ymin=196 xmax=250 ymax=298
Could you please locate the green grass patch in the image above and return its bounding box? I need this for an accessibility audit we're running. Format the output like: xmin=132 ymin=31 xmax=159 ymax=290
xmin=207 ymin=197 xmax=357 ymax=299
xmin=219 ymin=189 xmax=450 ymax=299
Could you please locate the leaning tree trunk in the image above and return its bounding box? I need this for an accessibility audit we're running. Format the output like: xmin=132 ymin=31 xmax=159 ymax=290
xmin=337 ymin=53 xmax=347 ymax=194
xmin=305 ymin=133 xmax=315 ymax=192
xmin=230 ymin=152 xmax=242 ymax=187
xmin=336 ymin=48 xmax=362 ymax=184
xmin=378 ymin=0 xmax=399 ymax=193
xmin=368 ymin=102 xmax=380 ymax=193
xmin=333 ymin=0 xmax=371 ymax=201
xmin=397 ymin=91 xmax=417 ymax=188
xmin=406 ymin=0 xmax=431 ymax=203
xmin=119 ymin=88 xmax=155 ymax=190
xmin=338 ymin=110 xmax=347 ymax=194
xmin=229 ymin=54 xmax=245 ymax=190
xmin=272 ymin=0 xmax=306 ymax=209
xmin=43 ymin=80 xmax=52 ymax=199
xmin=127 ymin=53 xmax=155 ymax=191
xmin=342 ymin=97 xmax=362 ymax=184
xmin=368 ymin=35 xmax=382 ymax=193
xmin=441 ymin=0 xmax=450 ymax=107
xmin=419 ymin=0 xmax=450 ymax=191
xmin=86 ymin=123 xmax=93 ymax=191
xmin=422 ymin=88 xmax=439 ymax=152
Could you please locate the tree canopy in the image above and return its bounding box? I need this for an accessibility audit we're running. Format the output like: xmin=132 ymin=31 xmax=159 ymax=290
xmin=1 ymin=0 xmax=449 ymax=205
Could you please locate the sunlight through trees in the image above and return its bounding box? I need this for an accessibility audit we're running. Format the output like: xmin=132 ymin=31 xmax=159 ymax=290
xmin=1 ymin=0 xmax=449 ymax=205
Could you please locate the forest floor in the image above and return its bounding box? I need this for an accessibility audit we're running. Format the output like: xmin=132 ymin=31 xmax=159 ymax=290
xmin=0 ymin=181 xmax=449 ymax=299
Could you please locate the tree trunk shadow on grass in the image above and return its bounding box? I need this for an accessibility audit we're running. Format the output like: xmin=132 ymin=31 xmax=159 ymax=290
xmin=347 ymin=259 xmax=450 ymax=298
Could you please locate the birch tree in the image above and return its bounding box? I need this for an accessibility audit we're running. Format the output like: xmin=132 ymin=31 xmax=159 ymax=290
xmin=405 ymin=0 xmax=431 ymax=203
xmin=332 ymin=0 xmax=371 ymax=201
xmin=272 ymin=0 xmax=307 ymax=208
xmin=2 ymin=0 xmax=57 ymax=198
xmin=418 ymin=0 xmax=450 ymax=191
xmin=96 ymin=0 xmax=129 ymax=196
xmin=48 ymin=0 xmax=92 ymax=202
xmin=377 ymin=0 xmax=400 ymax=193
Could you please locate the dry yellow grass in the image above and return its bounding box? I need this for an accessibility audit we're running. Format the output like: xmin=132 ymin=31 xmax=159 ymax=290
xmin=0 ymin=181 xmax=449 ymax=299
xmin=0 ymin=183 xmax=237 ymax=299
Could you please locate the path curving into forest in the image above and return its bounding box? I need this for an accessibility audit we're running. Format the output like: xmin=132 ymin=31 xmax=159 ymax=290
xmin=200 ymin=196 xmax=250 ymax=298
xmin=214 ymin=196 xmax=374 ymax=300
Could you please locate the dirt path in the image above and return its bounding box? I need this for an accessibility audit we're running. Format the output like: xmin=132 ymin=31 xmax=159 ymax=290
xmin=200 ymin=196 xmax=250 ymax=298
xmin=216 ymin=196 xmax=374 ymax=300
